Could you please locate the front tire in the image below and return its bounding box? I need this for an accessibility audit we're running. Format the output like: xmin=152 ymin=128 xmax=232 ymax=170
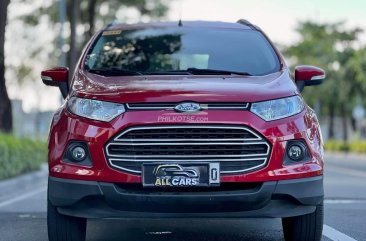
xmin=282 ymin=201 xmax=324 ymax=241
xmin=47 ymin=199 xmax=87 ymax=241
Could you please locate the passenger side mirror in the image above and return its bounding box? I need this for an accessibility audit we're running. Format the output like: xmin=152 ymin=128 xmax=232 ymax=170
xmin=41 ymin=67 xmax=69 ymax=98
xmin=294 ymin=65 xmax=325 ymax=92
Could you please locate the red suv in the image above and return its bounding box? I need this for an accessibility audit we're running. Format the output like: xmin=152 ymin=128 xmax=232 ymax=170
xmin=42 ymin=20 xmax=325 ymax=241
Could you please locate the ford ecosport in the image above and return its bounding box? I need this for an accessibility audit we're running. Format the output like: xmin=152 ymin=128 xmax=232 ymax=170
xmin=42 ymin=20 xmax=325 ymax=241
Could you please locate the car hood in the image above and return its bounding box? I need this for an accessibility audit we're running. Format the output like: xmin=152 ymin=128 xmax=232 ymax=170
xmin=72 ymin=69 xmax=298 ymax=103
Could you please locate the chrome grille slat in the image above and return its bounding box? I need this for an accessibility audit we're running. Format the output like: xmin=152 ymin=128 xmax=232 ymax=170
xmin=114 ymin=125 xmax=261 ymax=142
xmin=126 ymin=102 xmax=249 ymax=110
xmin=115 ymin=138 xmax=258 ymax=142
xmin=105 ymin=125 xmax=271 ymax=175
xmin=109 ymin=158 xmax=267 ymax=174
xmin=108 ymin=154 xmax=269 ymax=158
xmin=107 ymin=142 xmax=266 ymax=145
xmin=109 ymin=157 xmax=267 ymax=162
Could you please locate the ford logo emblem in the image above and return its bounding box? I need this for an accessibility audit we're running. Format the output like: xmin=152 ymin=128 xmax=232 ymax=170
xmin=174 ymin=102 xmax=201 ymax=113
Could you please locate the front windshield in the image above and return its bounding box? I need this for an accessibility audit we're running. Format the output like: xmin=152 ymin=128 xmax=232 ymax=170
xmin=85 ymin=27 xmax=280 ymax=76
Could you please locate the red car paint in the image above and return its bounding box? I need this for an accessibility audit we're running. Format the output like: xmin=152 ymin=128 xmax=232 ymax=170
xmin=295 ymin=65 xmax=325 ymax=81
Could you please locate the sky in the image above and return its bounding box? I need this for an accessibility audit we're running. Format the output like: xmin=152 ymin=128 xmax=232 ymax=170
xmin=6 ymin=0 xmax=366 ymax=112
xmin=168 ymin=0 xmax=366 ymax=45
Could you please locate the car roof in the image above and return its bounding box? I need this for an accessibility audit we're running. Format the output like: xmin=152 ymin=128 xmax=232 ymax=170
xmin=105 ymin=20 xmax=253 ymax=31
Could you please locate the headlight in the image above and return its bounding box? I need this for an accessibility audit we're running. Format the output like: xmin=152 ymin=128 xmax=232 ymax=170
xmin=68 ymin=97 xmax=125 ymax=122
xmin=250 ymin=96 xmax=304 ymax=121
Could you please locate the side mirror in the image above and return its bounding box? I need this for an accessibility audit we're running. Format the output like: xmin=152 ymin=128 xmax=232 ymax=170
xmin=294 ymin=65 xmax=326 ymax=92
xmin=41 ymin=67 xmax=69 ymax=98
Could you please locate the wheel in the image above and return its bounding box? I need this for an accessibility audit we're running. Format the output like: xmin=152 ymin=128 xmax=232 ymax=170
xmin=47 ymin=199 xmax=87 ymax=241
xmin=282 ymin=201 xmax=324 ymax=241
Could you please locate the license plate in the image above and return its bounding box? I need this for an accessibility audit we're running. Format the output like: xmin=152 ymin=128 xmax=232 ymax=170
xmin=142 ymin=163 xmax=220 ymax=187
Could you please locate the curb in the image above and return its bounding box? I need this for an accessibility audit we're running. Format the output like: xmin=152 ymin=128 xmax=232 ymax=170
xmin=325 ymin=151 xmax=366 ymax=161
xmin=0 ymin=163 xmax=48 ymax=200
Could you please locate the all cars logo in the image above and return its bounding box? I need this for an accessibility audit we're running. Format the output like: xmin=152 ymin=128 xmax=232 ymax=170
xmin=153 ymin=164 xmax=200 ymax=187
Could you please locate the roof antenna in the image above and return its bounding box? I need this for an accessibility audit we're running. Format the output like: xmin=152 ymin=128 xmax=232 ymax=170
xmin=178 ymin=1 xmax=183 ymax=26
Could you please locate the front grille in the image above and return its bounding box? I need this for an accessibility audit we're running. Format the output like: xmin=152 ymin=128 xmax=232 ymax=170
xmin=106 ymin=125 xmax=270 ymax=175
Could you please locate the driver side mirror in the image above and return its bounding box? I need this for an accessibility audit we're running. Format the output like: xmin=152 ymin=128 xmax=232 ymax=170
xmin=294 ymin=65 xmax=326 ymax=92
xmin=41 ymin=67 xmax=69 ymax=98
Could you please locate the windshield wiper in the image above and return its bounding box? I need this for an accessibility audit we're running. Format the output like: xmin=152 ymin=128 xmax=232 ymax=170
xmin=186 ymin=68 xmax=252 ymax=76
xmin=87 ymin=67 xmax=251 ymax=76
xmin=88 ymin=67 xmax=143 ymax=76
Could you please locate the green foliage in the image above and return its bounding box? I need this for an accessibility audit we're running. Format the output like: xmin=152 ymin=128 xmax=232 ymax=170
xmin=324 ymin=140 xmax=366 ymax=153
xmin=324 ymin=140 xmax=350 ymax=152
xmin=285 ymin=21 xmax=366 ymax=140
xmin=286 ymin=21 xmax=363 ymax=112
xmin=344 ymin=48 xmax=366 ymax=97
xmin=0 ymin=133 xmax=47 ymax=180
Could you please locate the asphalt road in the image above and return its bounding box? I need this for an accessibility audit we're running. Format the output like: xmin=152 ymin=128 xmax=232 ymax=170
xmin=0 ymin=153 xmax=365 ymax=241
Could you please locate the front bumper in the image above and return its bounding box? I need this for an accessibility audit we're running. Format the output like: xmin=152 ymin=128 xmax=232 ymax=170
xmin=48 ymin=109 xmax=324 ymax=183
xmin=49 ymin=175 xmax=323 ymax=219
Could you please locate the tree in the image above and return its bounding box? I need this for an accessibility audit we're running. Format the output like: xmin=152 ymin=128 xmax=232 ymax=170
xmin=0 ymin=0 xmax=171 ymax=133
xmin=344 ymin=47 xmax=366 ymax=97
xmin=87 ymin=0 xmax=97 ymax=38
xmin=68 ymin=0 xmax=81 ymax=77
xmin=18 ymin=0 xmax=171 ymax=74
xmin=0 ymin=0 xmax=12 ymax=133
xmin=285 ymin=21 xmax=362 ymax=140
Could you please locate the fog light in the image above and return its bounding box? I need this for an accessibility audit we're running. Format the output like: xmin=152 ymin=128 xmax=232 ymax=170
xmin=71 ymin=146 xmax=86 ymax=162
xmin=287 ymin=144 xmax=304 ymax=161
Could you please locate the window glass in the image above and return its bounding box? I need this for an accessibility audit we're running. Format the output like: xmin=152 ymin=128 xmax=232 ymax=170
xmin=85 ymin=27 xmax=280 ymax=76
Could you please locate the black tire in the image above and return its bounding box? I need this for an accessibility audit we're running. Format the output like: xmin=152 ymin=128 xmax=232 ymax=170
xmin=47 ymin=199 xmax=87 ymax=241
xmin=282 ymin=201 xmax=324 ymax=241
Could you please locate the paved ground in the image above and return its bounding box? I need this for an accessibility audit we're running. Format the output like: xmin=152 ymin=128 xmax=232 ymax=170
xmin=0 ymin=153 xmax=365 ymax=241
